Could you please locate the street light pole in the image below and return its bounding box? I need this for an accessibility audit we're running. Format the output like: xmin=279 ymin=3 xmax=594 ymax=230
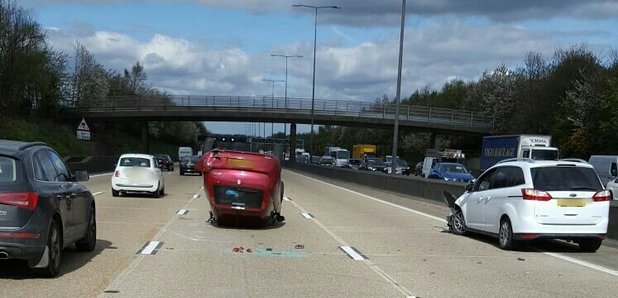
xmin=271 ymin=54 xmax=303 ymax=137
xmin=391 ymin=0 xmax=406 ymax=176
xmin=263 ymin=78 xmax=285 ymax=138
xmin=293 ymin=4 xmax=340 ymax=157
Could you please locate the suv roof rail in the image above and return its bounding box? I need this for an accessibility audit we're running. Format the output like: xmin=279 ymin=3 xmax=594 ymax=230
xmin=559 ymin=158 xmax=588 ymax=163
xmin=497 ymin=158 xmax=535 ymax=164
xmin=18 ymin=142 xmax=48 ymax=151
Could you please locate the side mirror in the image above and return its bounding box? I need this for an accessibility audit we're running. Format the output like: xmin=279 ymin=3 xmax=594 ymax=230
xmin=465 ymin=182 xmax=474 ymax=192
xmin=74 ymin=170 xmax=89 ymax=182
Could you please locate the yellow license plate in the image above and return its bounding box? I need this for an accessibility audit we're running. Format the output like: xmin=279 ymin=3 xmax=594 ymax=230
xmin=227 ymin=159 xmax=254 ymax=168
xmin=557 ymin=199 xmax=586 ymax=207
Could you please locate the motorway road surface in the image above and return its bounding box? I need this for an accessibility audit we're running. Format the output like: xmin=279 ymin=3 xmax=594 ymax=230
xmin=1 ymin=169 xmax=617 ymax=297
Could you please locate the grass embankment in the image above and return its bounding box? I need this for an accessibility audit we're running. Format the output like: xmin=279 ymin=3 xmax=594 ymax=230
xmin=0 ymin=117 xmax=179 ymax=158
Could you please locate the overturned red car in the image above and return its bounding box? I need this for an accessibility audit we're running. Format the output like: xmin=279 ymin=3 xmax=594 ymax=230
xmin=196 ymin=149 xmax=285 ymax=226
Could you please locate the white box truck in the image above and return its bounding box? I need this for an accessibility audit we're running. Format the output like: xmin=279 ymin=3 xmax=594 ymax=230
xmin=480 ymin=134 xmax=559 ymax=171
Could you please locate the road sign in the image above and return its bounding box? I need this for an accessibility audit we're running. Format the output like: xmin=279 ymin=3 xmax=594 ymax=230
xmin=77 ymin=118 xmax=90 ymax=140
xmin=77 ymin=118 xmax=90 ymax=131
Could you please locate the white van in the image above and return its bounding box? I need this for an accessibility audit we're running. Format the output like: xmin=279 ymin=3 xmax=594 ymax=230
xmin=588 ymin=155 xmax=618 ymax=185
xmin=178 ymin=147 xmax=193 ymax=161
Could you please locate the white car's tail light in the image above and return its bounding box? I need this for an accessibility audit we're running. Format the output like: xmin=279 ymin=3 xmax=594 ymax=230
xmin=114 ymin=170 xmax=120 ymax=177
xmin=592 ymin=190 xmax=612 ymax=202
xmin=521 ymin=188 xmax=552 ymax=201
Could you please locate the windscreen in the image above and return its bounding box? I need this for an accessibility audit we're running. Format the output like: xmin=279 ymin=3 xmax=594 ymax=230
xmin=531 ymin=166 xmax=603 ymax=191
xmin=336 ymin=151 xmax=350 ymax=159
xmin=349 ymin=160 xmax=361 ymax=165
xmin=120 ymin=157 xmax=151 ymax=168
xmin=397 ymin=160 xmax=408 ymax=167
xmin=531 ymin=149 xmax=559 ymax=160
xmin=0 ymin=156 xmax=20 ymax=183
xmin=443 ymin=164 xmax=468 ymax=173
xmin=368 ymin=158 xmax=385 ymax=166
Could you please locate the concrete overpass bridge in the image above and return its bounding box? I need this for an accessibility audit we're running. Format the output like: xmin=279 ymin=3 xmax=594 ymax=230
xmin=66 ymin=95 xmax=494 ymax=135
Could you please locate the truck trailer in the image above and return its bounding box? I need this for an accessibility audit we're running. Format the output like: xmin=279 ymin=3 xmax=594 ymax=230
xmin=352 ymin=144 xmax=377 ymax=159
xmin=480 ymin=134 xmax=559 ymax=171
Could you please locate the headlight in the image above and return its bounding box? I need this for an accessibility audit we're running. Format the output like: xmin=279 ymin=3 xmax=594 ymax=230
xmin=444 ymin=177 xmax=452 ymax=181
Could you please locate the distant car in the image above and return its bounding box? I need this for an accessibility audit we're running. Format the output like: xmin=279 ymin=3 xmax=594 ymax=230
xmin=311 ymin=156 xmax=321 ymax=164
xmin=319 ymin=156 xmax=334 ymax=167
xmin=179 ymin=155 xmax=201 ymax=176
xmin=0 ymin=140 xmax=96 ymax=277
xmin=450 ymin=159 xmax=611 ymax=251
xmin=385 ymin=159 xmax=411 ymax=175
xmin=196 ymin=149 xmax=284 ymax=226
xmin=414 ymin=162 xmax=423 ymax=176
xmin=360 ymin=158 xmax=387 ymax=172
xmin=155 ymin=154 xmax=174 ymax=171
xmin=348 ymin=158 xmax=362 ymax=170
xmin=111 ymin=154 xmax=165 ymax=197
xmin=607 ymin=178 xmax=618 ymax=200
xmin=428 ymin=162 xmax=475 ymax=183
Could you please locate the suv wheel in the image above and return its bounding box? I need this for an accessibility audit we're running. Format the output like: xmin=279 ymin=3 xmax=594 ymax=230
xmin=112 ymin=188 xmax=119 ymax=197
xmin=41 ymin=221 xmax=62 ymax=277
xmin=578 ymin=238 xmax=602 ymax=252
xmin=76 ymin=207 xmax=96 ymax=252
xmin=498 ymin=218 xmax=517 ymax=250
xmin=451 ymin=209 xmax=467 ymax=235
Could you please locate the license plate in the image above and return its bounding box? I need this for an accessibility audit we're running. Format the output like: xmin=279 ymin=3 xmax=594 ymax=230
xmin=227 ymin=159 xmax=254 ymax=168
xmin=557 ymin=199 xmax=586 ymax=207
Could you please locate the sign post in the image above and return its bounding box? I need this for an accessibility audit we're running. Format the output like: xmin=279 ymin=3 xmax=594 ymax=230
xmin=76 ymin=118 xmax=91 ymax=141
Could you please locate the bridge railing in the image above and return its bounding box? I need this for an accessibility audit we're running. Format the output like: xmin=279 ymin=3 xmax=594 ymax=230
xmin=72 ymin=95 xmax=494 ymax=129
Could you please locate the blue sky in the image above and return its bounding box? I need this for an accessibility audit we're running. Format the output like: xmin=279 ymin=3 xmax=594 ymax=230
xmin=21 ymin=0 xmax=618 ymax=135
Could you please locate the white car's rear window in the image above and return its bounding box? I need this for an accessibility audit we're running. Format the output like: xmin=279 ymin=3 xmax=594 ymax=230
xmin=531 ymin=166 xmax=602 ymax=191
xmin=120 ymin=157 xmax=151 ymax=168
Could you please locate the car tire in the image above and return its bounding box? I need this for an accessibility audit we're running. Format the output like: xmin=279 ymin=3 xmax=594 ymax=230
xmin=112 ymin=188 xmax=119 ymax=197
xmin=180 ymin=171 xmax=184 ymax=176
xmin=498 ymin=218 xmax=518 ymax=250
xmin=76 ymin=207 xmax=96 ymax=252
xmin=578 ymin=238 xmax=602 ymax=252
xmin=40 ymin=220 xmax=62 ymax=277
xmin=451 ymin=209 xmax=467 ymax=235
xmin=160 ymin=186 xmax=165 ymax=196
xmin=152 ymin=184 xmax=161 ymax=198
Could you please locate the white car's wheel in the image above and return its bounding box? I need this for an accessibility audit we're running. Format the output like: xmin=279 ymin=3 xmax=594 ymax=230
xmin=451 ymin=209 xmax=467 ymax=235
xmin=498 ymin=218 xmax=518 ymax=250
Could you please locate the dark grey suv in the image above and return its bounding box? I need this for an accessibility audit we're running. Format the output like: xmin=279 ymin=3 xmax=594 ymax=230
xmin=0 ymin=140 xmax=96 ymax=277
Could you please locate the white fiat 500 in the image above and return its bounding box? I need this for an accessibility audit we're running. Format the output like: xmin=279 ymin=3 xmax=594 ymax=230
xmin=111 ymin=154 xmax=165 ymax=198
xmin=451 ymin=159 xmax=610 ymax=252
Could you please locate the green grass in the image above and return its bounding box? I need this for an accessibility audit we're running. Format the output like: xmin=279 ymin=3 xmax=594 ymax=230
xmin=0 ymin=117 xmax=87 ymax=156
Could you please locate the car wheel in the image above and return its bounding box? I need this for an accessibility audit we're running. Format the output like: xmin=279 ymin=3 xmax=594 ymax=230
xmin=160 ymin=186 xmax=165 ymax=196
xmin=180 ymin=171 xmax=184 ymax=176
xmin=41 ymin=220 xmax=62 ymax=277
xmin=152 ymin=184 xmax=161 ymax=198
xmin=112 ymin=188 xmax=119 ymax=197
xmin=498 ymin=218 xmax=517 ymax=250
xmin=451 ymin=209 xmax=467 ymax=235
xmin=76 ymin=207 xmax=96 ymax=252
xmin=578 ymin=238 xmax=602 ymax=252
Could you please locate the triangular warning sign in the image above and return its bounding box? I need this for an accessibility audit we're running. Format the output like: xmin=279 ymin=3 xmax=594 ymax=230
xmin=77 ymin=118 xmax=90 ymax=131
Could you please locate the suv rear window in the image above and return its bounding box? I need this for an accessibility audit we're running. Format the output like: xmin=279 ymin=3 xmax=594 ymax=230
xmin=0 ymin=156 xmax=20 ymax=183
xmin=531 ymin=166 xmax=602 ymax=191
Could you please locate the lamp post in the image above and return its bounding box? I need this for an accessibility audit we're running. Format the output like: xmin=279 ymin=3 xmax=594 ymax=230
xmin=293 ymin=4 xmax=340 ymax=157
xmin=391 ymin=0 xmax=406 ymax=176
xmin=271 ymin=54 xmax=303 ymax=137
xmin=262 ymin=78 xmax=285 ymax=137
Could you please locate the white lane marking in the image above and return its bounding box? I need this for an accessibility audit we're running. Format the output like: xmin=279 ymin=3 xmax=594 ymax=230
xmin=90 ymin=173 xmax=113 ymax=178
xmin=103 ymin=185 xmax=204 ymax=293
xmin=286 ymin=197 xmax=415 ymax=297
xmin=300 ymin=212 xmax=314 ymax=219
xmin=542 ymin=252 xmax=618 ymax=277
xmin=193 ymin=194 xmax=201 ymax=199
xmin=138 ymin=241 xmax=162 ymax=255
xmin=339 ymin=246 xmax=366 ymax=260
xmin=92 ymin=191 xmax=104 ymax=196
xmin=288 ymin=170 xmax=618 ymax=278
xmin=177 ymin=209 xmax=189 ymax=215
xmin=283 ymin=196 xmax=291 ymax=202
xmin=293 ymin=171 xmax=446 ymax=223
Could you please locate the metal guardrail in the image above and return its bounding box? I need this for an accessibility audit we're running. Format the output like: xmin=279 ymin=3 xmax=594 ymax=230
xmin=68 ymin=95 xmax=494 ymax=129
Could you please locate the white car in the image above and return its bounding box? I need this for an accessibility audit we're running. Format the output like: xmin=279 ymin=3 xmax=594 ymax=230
xmin=451 ymin=158 xmax=611 ymax=252
xmin=111 ymin=154 xmax=165 ymax=197
xmin=607 ymin=178 xmax=618 ymax=200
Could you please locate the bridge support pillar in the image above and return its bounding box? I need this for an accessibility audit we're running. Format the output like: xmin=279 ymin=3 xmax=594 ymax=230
xmin=141 ymin=122 xmax=149 ymax=153
xmin=430 ymin=133 xmax=438 ymax=149
xmin=290 ymin=123 xmax=297 ymax=163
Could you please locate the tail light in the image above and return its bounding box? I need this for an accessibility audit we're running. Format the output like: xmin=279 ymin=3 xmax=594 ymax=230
xmin=0 ymin=192 xmax=39 ymax=211
xmin=114 ymin=170 xmax=120 ymax=177
xmin=521 ymin=188 xmax=552 ymax=201
xmin=592 ymin=190 xmax=612 ymax=202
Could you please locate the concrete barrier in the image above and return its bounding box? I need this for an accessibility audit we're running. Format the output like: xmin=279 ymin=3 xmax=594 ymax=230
xmin=286 ymin=162 xmax=618 ymax=241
